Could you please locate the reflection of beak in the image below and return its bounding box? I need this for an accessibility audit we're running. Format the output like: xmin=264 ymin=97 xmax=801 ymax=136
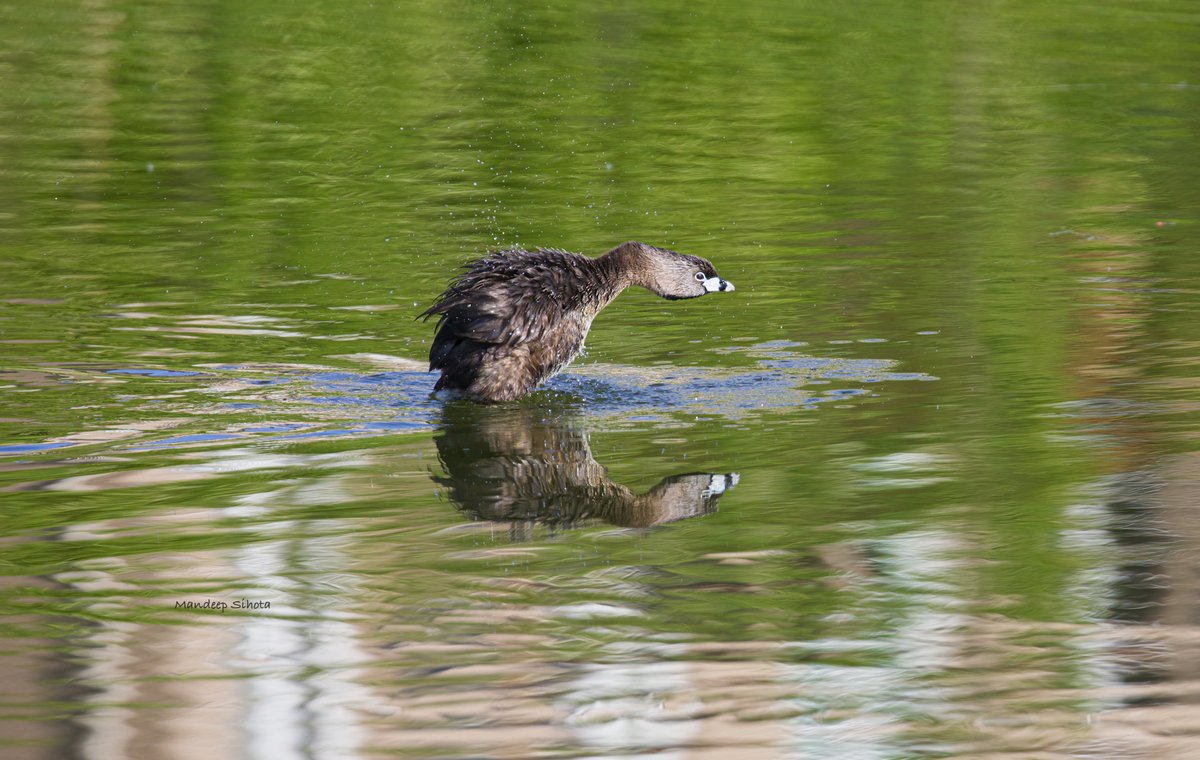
xmin=702 ymin=472 xmax=740 ymax=497
xmin=703 ymin=276 xmax=735 ymax=293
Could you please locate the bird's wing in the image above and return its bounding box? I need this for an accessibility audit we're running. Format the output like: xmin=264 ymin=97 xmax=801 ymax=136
xmin=421 ymin=250 xmax=578 ymax=347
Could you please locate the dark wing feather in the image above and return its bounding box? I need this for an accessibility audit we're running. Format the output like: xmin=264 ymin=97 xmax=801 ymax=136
xmin=419 ymin=249 xmax=586 ymax=390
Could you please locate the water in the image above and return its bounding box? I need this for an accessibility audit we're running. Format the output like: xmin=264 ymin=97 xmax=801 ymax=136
xmin=3 ymin=1 xmax=1200 ymax=757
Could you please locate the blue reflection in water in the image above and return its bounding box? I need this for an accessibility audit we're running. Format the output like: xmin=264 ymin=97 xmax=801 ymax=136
xmin=5 ymin=344 xmax=936 ymax=455
xmin=0 ymin=441 xmax=76 ymax=455
xmin=105 ymin=368 xmax=203 ymax=377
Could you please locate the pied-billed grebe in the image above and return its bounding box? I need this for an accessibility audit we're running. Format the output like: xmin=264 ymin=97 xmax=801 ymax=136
xmin=421 ymin=241 xmax=735 ymax=402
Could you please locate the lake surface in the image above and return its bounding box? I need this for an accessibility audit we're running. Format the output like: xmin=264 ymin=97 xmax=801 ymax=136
xmin=3 ymin=1 xmax=1200 ymax=757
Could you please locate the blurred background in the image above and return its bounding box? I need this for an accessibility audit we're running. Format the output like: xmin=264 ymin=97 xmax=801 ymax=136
xmin=2 ymin=1 xmax=1199 ymax=757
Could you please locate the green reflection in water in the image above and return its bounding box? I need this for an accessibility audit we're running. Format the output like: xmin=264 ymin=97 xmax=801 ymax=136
xmin=2 ymin=0 xmax=1200 ymax=757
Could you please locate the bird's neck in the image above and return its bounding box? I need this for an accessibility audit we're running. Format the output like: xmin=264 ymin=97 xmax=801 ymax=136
xmin=594 ymin=242 xmax=652 ymax=294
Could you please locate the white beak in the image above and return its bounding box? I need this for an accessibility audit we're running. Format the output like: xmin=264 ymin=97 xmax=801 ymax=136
xmin=703 ymin=276 xmax=734 ymax=293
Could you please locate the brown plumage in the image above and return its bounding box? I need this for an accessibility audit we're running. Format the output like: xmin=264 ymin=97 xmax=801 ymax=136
xmin=420 ymin=241 xmax=735 ymax=402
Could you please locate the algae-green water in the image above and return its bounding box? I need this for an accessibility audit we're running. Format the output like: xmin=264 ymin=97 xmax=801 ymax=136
xmin=3 ymin=1 xmax=1200 ymax=757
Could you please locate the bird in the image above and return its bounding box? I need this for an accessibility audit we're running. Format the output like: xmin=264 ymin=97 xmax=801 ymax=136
xmin=420 ymin=240 xmax=735 ymax=402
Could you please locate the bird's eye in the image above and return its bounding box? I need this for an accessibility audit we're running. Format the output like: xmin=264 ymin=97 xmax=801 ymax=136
xmin=694 ymin=272 xmax=706 ymax=281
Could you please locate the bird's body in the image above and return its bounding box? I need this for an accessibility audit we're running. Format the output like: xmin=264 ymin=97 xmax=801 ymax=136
xmin=421 ymin=241 xmax=734 ymax=402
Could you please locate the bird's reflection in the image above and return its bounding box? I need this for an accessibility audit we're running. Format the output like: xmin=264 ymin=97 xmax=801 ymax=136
xmin=433 ymin=401 xmax=738 ymax=539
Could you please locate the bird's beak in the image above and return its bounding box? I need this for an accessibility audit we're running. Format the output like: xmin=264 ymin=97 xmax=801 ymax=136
xmin=703 ymin=276 xmax=735 ymax=293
